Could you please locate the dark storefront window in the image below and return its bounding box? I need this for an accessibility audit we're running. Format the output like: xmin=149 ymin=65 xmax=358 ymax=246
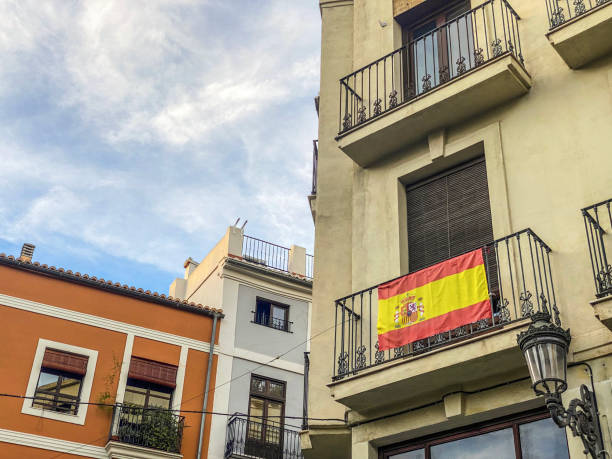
xmin=382 ymin=411 xmax=569 ymax=459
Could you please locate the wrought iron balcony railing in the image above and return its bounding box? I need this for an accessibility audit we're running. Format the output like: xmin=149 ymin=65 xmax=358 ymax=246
xmin=545 ymin=0 xmax=611 ymax=30
xmin=583 ymin=198 xmax=612 ymax=298
xmin=225 ymin=415 xmax=303 ymax=459
xmin=109 ymin=404 xmax=184 ymax=454
xmin=311 ymin=140 xmax=318 ymax=196
xmin=337 ymin=0 xmax=523 ymax=135
xmin=332 ymin=229 xmax=558 ymax=380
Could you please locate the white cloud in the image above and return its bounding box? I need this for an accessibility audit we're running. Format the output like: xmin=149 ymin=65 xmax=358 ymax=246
xmin=0 ymin=0 xmax=319 ymax=286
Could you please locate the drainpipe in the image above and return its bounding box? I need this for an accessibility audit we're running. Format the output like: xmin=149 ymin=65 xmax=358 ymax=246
xmin=196 ymin=313 xmax=219 ymax=459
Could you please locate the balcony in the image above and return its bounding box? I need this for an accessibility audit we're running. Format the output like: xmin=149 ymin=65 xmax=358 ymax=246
xmin=583 ymin=199 xmax=612 ymax=330
xmin=225 ymin=415 xmax=303 ymax=459
xmin=545 ymin=0 xmax=612 ymax=68
xmin=329 ymin=229 xmax=558 ymax=412
xmin=106 ymin=405 xmax=184 ymax=458
xmin=336 ymin=0 xmax=530 ymax=167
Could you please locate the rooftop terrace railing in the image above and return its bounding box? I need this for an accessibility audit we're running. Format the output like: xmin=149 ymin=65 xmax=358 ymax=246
xmin=583 ymin=198 xmax=612 ymax=298
xmin=332 ymin=229 xmax=559 ymax=380
xmin=545 ymin=0 xmax=611 ymax=30
xmin=225 ymin=415 xmax=303 ymax=459
xmin=243 ymin=235 xmax=291 ymax=273
xmin=242 ymin=235 xmax=314 ymax=280
xmin=338 ymin=0 xmax=523 ymax=135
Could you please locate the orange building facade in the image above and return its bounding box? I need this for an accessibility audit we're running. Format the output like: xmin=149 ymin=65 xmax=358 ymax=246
xmin=0 ymin=247 xmax=223 ymax=459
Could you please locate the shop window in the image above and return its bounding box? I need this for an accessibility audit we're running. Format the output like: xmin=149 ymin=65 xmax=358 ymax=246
xmin=381 ymin=411 xmax=569 ymax=459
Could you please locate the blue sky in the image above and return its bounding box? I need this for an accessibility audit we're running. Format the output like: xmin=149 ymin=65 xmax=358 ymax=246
xmin=0 ymin=1 xmax=320 ymax=295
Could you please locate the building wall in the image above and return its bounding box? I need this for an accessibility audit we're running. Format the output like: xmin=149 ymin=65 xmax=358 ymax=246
xmin=0 ymin=263 xmax=220 ymax=458
xmin=309 ymin=0 xmax=612 ymax=457
xmin=235 ymin=284 xmax=309 ymax=365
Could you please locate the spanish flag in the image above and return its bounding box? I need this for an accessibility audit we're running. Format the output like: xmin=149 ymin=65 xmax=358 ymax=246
xmin=377 ymin=249 xmax=491 ymax=351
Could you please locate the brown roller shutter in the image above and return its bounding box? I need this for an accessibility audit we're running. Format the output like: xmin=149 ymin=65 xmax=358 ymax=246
xmin=406 ymin=157 xmax=494 ymax=273
xmin=128 ymin=357 xmax=178 ymax=388
xmin=42 ymin=349 xmax=89 ymax=376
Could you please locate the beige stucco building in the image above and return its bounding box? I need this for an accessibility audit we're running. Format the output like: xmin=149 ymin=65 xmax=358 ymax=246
xmin=303 ymin=0 xmax=612 ymax=458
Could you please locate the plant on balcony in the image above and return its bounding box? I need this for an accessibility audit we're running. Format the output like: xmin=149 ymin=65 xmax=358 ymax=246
xmin=117 ymin=405 xmax=181 ymax=453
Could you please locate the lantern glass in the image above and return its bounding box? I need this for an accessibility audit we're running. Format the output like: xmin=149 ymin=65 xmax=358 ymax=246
xmin=524 ymin=340 xmax=567 ymax=396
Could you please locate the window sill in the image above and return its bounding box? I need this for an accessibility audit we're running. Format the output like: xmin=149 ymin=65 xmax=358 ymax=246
xmin=21 ymin=405 xmax=85 ymax=425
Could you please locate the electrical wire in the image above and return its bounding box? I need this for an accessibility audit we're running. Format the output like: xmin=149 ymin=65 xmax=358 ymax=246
xmin=3 ymin=319 xmax=348 ymax=458
xmin=0 ymin=393 xmax=345 ymax=423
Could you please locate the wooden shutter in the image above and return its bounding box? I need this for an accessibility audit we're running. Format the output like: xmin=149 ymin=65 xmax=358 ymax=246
xmin=128 ymin=357 xmax=178 ymax=388
xmin=406 ymin=158 xmax=494 ymax=272
xmin=42 ymin=349 xmax=88 ymax=376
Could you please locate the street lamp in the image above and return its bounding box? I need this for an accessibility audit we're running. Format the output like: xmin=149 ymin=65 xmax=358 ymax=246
xmin=517 ymin=310 xmax=605 ymax=458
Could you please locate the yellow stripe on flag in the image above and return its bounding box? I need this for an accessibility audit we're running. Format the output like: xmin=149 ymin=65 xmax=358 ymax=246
xmin=377 ymin=264 xmax=489 ymax=336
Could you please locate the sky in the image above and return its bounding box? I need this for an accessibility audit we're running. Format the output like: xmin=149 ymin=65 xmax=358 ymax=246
xmin=0 ymin=0 xmax=320 ymax=295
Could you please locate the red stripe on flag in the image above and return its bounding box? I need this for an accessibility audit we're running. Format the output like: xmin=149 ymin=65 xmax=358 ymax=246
xmin=377 ymin=299 xmax=492 ymax=351
xmin=378 ymin=249 xmax=485 ymax=300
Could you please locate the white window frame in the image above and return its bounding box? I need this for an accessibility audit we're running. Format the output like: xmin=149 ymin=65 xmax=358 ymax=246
xmin=22 ymin=338 xmax=98 ymax=425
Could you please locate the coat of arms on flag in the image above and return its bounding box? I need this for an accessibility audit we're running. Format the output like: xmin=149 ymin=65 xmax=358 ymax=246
xmin=377 ymin=249 xmax=492 ymax=351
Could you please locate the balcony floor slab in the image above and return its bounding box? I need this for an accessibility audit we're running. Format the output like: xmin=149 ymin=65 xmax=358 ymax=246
xmin=328 ymin=320 xmax=531 ymax=413
xmin=547 ymin=2 xmax=612 ymax=69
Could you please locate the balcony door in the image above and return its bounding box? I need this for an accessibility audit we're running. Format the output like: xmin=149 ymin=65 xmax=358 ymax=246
xmin=246 ymin=375 xmax=286 ymax=459
xmin=405 ymin=157 xmax=498 ymax=302
xmin=404 ymin=0 xmax=475 ymax=96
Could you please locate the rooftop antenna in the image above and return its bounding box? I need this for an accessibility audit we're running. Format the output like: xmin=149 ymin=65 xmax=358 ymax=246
xmin=240 ymin=220 xmax=248 ymax=230
xmin=234 ymin=218 xmax=240 ymax=227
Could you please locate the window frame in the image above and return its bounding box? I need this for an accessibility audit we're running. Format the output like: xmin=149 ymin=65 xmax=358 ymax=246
xmin=22 ymin=338 xmax=98 ymax=425
xmin=253 ymin=297 xmax=291 ymax=333
xmin=247 ymin=374 xmax=287 ymax=446
xmin=379 ymin=409 xmax=569 ymax=459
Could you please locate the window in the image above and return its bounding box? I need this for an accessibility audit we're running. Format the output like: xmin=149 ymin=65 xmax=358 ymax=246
xmin=402 ymin=0 xmax=475 ymax=96
xmin=32 ymin=368 xmax=83 ymax=415
xmin=254 ymin=298 xmax=290 ymax=332
xmin=381 ymin=411 xmax=569 ymax=459
xmin=246 ymin=375 xmax=286 ymax=455
xmin=124 ymin=379 xmax=173 ymax=409
xmin=406 ymin=157 xmax=494 ymax=273
xmin=22 ymin=339 xmax=97 ymax=425
xmin=123 ymin=357 xmax=177 ymax=408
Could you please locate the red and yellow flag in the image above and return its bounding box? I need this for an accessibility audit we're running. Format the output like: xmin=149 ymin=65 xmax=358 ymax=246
xmin=377 ymin=249 xmax=491 ymax=351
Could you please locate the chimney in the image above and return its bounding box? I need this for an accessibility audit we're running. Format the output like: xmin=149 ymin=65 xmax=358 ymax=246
xmin=183 ymin=257 xmax=199 ymax=279
xmin=19 ymin=243 xmax=35 ymax=262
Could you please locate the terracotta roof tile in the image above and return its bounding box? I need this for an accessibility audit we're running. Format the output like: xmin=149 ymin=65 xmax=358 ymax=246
xmin=0 ymin=253 xmax=223 ymax=317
